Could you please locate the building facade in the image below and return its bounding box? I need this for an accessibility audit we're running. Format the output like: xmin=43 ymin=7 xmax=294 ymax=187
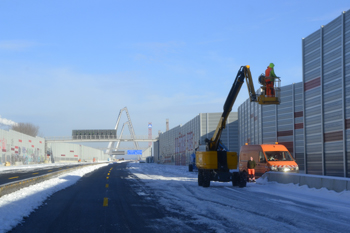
xmin=0 ymin=128 xmax=109 ymax=166
xmin=302 ymin=10 xmax=350 ymax=177
xmin=46 ymin=142 xmax=108 ymax=163
xmin=154 ymin=112 xmax=238 ymax=165
xmin=0 ymin=129 xmax=46 ymax=165
xmin=239 ymin=10 xmax=350 ymax=177
xmin=239 ymin=83 xmax=305 ymax=170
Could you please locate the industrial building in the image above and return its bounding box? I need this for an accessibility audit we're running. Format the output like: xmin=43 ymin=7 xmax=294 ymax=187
xmin=46 ymin=142 xmax=107 ymax=163
xmin=153 ymin=112 xmax=238 ymax=165
xmin=0 ymin=128 xmax=109 ymax=166
xmin=154 ymin=10 xmax=350 ymax=178
xmin=239 ymin=10 xmax=350 ymax=177
xmin=0 ymin=129 xmax=46 ymax=165
xmin=238 ymin=83 xmax=304 ymax=169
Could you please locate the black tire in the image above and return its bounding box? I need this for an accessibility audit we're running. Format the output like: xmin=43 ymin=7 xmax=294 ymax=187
xmin=189 ymin=164 xmax=193 ymax=172
xmin=198 ymin=169 xmax=203 ymax=186
xmin=239 ymin=171 xmax=247 ymax=188
xmin=202 ymin=170 xmax=211 ymax=187
xmin=232 ymin=172 xmax=239 ymax=186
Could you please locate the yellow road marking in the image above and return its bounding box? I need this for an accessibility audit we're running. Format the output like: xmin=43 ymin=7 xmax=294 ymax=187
xmin=9 ymin=176 xmax=19 ymax=179
xmin=59 ymin=168 xmax=62 ymax=170
xmin=106 ymin=177 xmax=109 ymax=179
xmin=32 ymin=173 xmax=39 ymax=175
xmin=108 ymin=173 xmax=110 ymax=175
xmin=103 ymin=198 xmax=108 ymax=206
xmin=48 ymin=170 xmax=52 ymax=172
xmin=106 ymin=184 xmax=109 ymax=188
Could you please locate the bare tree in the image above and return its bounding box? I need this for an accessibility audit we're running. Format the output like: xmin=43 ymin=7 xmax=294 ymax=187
xmin=12 ymin=122 xmax=40 ymax=137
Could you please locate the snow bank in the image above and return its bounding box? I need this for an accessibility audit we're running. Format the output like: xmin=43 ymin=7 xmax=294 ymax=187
xmin=0 ymin=163 xmax=108 ymax=233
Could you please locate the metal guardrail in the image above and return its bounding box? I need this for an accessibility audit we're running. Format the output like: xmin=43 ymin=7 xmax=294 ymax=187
xmin=45 ymin=135 xmax=158 ymax=142
xmin=45 ymin=135 xmax=157 ymax=140
xmin=96 ymin=147 xmax=150 ymax=150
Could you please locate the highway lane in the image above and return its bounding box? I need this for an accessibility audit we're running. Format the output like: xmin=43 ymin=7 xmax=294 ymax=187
xmin=0 ymin=164 xmax=90 ymax=186
xmin=8 ymin=162 xmax=193 ymax=233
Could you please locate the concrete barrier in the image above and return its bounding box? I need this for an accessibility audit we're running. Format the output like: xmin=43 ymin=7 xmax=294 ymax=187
xmin=261 ymin=172 xmax=350 ymax=192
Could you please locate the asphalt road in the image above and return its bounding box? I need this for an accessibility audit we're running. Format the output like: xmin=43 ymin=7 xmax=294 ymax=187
xmin=8 ymin=163 xmax=180 ymax=233
xmin=0 ymin=164 xmax=86 ymax=186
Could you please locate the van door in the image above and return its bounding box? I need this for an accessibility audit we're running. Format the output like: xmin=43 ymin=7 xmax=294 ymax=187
xmin=255 ymin=151 xmax=267 ymax=177
xmin=239 ymin=150 xmax=249 ymax=172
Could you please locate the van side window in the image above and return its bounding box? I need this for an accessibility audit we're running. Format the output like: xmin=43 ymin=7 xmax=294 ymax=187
xmin=259 ymin=152 xmax=266 ymax=163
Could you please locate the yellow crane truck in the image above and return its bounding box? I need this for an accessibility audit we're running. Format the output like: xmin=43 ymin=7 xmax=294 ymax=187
xmin=196 ymin=65 xmax=280 ymax=188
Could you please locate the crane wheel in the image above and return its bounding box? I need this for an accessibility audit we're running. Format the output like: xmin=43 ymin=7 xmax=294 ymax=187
xmin=198 ymin=169 xmax=203 ymax=186
xmin=232 ymin=172 xmax=239 ymax=186
xmin=239 ymin=171 xmax=247 ymax=188
xmin=202 ymin=170 xmax=211 ymax=187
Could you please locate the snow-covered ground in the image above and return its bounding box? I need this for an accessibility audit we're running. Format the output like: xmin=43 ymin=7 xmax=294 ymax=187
xmin=0 ymin=161 xmax=111 ymax=173
xmin=1 ymin=162 xmax=350 ymax=233
xmin=0 ymin=162 xmax=86 ymax=174
xmin=0 ymin=163 xmax=109 ymax=233
xmin=127 ymin=163 xmax=350 ymax=233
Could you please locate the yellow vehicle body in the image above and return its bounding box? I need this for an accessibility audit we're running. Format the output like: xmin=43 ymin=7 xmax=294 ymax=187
xmin=257 ymin=95 xmax=280 ymax=105
xmin=196 ymin=151 xmax=238 ymax=170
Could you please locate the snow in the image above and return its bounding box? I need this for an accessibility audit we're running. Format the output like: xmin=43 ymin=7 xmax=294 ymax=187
xmin=0 ymin=162 xmax=87 ymax=174
xmin=0 ymin=161 xmax=127 ymax=173
xmin=1 ymin=162 xmax=350 ymax=232
xmin=0 ymin=163 xmax=109 ymax=233
xmin=126 ymin=163 xmax=350 ymax=233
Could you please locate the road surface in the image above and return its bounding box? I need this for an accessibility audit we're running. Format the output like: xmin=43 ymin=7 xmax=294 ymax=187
xmin=8 ymin=163 xmax=202 ymax=233
xmin=7 ymin=162 xmax=350 ymax=233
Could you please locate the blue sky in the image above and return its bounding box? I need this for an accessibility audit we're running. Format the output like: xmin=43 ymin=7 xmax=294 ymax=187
xmin=1 ymin=1 xmax=349 ymax=142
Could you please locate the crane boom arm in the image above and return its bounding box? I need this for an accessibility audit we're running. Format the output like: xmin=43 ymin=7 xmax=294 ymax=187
xmin=208 ymin=66 xmax=257 ymax=151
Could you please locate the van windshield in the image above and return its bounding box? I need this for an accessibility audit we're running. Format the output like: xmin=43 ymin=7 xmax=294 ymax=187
xmin=265 ymin=151 xmax=293 ymax=161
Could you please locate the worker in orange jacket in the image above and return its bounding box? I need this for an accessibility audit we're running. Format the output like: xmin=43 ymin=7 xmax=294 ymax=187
xmin=265 ymin=63 xmax=277 ymax=97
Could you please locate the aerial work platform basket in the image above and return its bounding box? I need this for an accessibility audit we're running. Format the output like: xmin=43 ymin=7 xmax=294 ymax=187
xmin=257 ymin=74 xmax=281 ymax=105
